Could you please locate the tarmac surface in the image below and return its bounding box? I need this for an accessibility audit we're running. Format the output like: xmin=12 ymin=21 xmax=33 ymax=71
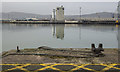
xmin=0 ymin=63 xmax=120 ymax=72
xmin=1 ymin=48 xmax=118 ymax=64
xmin=1 ymin=47 xmax=119 ymax=72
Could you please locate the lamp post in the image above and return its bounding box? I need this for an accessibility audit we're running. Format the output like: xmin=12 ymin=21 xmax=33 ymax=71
xmin=80 ymin=7 xmax=82 ymax=21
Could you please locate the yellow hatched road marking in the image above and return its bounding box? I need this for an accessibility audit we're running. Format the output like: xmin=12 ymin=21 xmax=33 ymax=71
xmin=71 ymin=64 xmax=99 ymax=72
xmin=101 ymin=64 xmax=120 ymax=71
xmin=4 ymin=64 xmax=31 ymax=72
xmin=35 ymin=64 xmax=61 ymax=71
xmin=0 ymin=63 xmax=120 ymax=72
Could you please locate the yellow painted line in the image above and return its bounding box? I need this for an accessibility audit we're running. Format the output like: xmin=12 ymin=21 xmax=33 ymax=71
xmin=0 ymin=64 xmax=21 ymax=65
xmin=0 ymin=63 xmax=120 ymax=65
xmin=35 ymin=64 xmax=61 ymax=71
xmin=71 ymin=64 xmax=99 ymax=72
xmin=116 ymin=20 xmax=119 ymax=23
xmin=0 ymin=63 xmax=120 ymax=72
xmin=102 ymin=64 xmax=120 ymax=71
xmin=4 ymin=64 xmax=31 ymax=72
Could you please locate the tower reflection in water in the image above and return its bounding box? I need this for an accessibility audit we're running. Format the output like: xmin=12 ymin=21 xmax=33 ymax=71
xmin=52 ymin=24 xmax=65 ymax=40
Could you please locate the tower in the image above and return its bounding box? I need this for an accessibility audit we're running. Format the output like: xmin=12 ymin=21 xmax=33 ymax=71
xmin=56 ymin=5 xmax=64 ymax=22
xmin=52 ymin=9 xmax=56 ymax=21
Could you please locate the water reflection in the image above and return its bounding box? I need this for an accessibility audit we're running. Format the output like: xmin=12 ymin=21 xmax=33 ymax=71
xmin=116 ymin=25 xmax=120 ymax=48
xmin=2 ymin=24 xmax=117 ymax=33
xmin=2 ymin=24 xmax=52 ymax=31
xmin=2 ymin=23 xmax=118 ymax=51
xmin=52 ymin=24 xmax=65 ymax=40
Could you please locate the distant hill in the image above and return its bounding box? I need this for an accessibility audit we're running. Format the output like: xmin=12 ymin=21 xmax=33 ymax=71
xmin=65 ymin=12 xmax=117 ymax=20
xmin=1 ymin=12 xmax=51 ymax=20
xmin=82 ymin=12 xmax=115 ymax=18
xmin=0 ymin=12 xmax=117 ymax=20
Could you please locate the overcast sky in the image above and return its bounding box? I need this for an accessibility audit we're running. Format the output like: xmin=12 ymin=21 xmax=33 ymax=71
xmin=1 ymin=0 xmax=120 ymax=2
xmin=2 ymin=2 xmax=118 ymax=15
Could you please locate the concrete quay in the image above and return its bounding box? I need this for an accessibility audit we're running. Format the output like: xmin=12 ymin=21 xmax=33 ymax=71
xmin=2 ymin=20 xmax=119 ymax=24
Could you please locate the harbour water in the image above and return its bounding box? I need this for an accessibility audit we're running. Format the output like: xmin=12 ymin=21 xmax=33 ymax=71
xmin=2 ymin=23 xmax=118 ymax=51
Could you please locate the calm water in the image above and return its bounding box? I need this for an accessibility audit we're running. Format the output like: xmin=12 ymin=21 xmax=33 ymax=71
xmin=2 ymin=24 xmax=118 ymax=51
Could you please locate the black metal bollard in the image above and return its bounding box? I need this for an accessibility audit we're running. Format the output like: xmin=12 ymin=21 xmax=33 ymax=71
xmin=17 ymin=46 xmax=20 ymax=52
xmin=91 ymin=44 xmax=96 ymax=52
xmin=98 ymin=43 xmax=104 ymax=51
xmin=91 ymin=43 xmax=104 ymax=57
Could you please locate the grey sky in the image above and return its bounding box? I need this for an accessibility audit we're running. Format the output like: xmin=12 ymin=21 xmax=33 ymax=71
xmin=2 ymin=2 xmax=118 ymax=15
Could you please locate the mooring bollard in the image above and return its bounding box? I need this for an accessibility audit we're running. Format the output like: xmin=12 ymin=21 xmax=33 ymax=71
xmin=91 ymin=44 xmax=96 ymax=52
xmin=98 ymin=43 xmax=104 ymax=51
xmin=17 ymin=46 xmax=20 ymax=52
xmin=91 ymin=43 xmax=104 ymax=57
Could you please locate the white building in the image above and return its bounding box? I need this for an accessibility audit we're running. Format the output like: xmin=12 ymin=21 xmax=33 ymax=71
xmin=52 ymin=9 xmax=56 ymax=21
xmin=25 ymin=18 xmax=38 ymax=21
xmin=56 ymin=5 xmax=64 ymax=22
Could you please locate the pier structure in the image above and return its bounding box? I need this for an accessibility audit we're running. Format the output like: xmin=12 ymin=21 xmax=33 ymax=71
xmin=6 ymin=18 xmax=118 ymax=24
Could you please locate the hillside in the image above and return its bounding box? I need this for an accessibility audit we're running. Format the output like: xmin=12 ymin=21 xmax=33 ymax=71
xmin=1 ymin=12 xmax=117 ymax=20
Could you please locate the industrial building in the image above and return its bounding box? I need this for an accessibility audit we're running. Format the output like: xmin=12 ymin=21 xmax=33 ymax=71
xmin=51 ymin=9 xmax=56 ymax=21
xmin=56 ymin=5 xmax=65 ymax=22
